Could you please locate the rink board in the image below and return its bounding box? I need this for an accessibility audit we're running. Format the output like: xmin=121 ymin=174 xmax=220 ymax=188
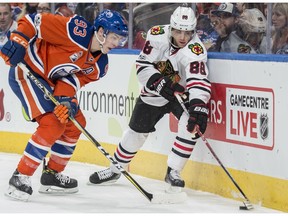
xmin=0 ymin=131 xmax=287 ymax=212
xmin=0 ymin=52 xmax=288 ymax=212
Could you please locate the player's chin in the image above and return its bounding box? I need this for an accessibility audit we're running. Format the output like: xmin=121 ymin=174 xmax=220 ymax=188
xmin=178 ymin=43 xmax=187 ymax=48
xmin=103 ymin=47 xmax=112 ymax=54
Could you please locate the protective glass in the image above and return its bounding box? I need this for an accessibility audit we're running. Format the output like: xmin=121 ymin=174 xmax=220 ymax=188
xmin=36 ymin=7 xmax=51 ymax=13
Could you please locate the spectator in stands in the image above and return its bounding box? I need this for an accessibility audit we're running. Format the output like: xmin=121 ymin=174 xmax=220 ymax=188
xmin=236 ymin=3 xmax=266 ymax=16
xmin=234 ymin=8 xmax=267 ymax=53
xmin=10 ymin=3 xmax=24 ymax=20
xmin=117 ymin=3 xmax=143 ymax=49
xmin=55 ymin=4 xmax=74 ymax=17
xmin=24 ymin=3 xmax=38 ymax=14
xmin=75 ymin=3 xmax=92 ymax=17
xmin=74 ymin=3 xmax=100 ymax=24
xmin=103 ymin=3 xmax=125 ymax=12
xmin=196 ymin=6 xmax=210 ymax=43
xmin=36 ymin=3 xmax=51 ymax=14
xmin=196 ymin=3 xmax=219 ymax=50
xmin=208 ymin=3 xmax=240 ymax=52
xmin=271 ymin=3 xmax=288 ymax=54
xmin=16 ymin=3 xmax=38 ymax=21
xmin=82 ymin=4 xmax=99 ymax=24
xmin=66 ymin=2 xmax=78 ymax=14
xmin=0 ymin=3 xmax=17 ymax=47
xmin=236 ymin=3 xmax=245 ymax=14
xmin=133 ymin=30 xmax=146 ymax=49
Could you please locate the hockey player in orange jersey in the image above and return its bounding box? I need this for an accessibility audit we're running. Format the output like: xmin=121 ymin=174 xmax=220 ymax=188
xmin=0 ymin=9 xmax=128 ymax=201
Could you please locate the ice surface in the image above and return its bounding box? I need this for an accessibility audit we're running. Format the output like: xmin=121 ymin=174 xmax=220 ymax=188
xmin=0 ymin=152 xmax=282 ymax=214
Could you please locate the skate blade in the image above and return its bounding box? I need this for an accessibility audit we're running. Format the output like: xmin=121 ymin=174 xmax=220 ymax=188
xmin=5 ymin=186 xmax=30 ymax=201
xmin=151 ymin=191 xmax=188 ymax=204
xmin=165 ymin=185 xmax=183 ymax=194
xmin=38 ymin=185 xmax=78 ymax=195
xmin=87 ymin=179 xmax=118 ymax=186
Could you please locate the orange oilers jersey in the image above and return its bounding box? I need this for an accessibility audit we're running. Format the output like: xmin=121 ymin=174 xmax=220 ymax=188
xmin=17 ymin=13 xmax=108 ymax=97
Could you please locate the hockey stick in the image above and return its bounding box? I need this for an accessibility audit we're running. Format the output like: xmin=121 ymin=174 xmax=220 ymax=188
xmin=18 ymin=62 xmax=186 ymax=204
xmin=175 ymin=94 xmax=253 ymax=210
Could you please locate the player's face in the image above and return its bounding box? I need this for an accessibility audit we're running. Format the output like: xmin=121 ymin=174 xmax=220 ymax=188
xmin=171 ymin=29 xmax=194 ymax=48
xmin=102 ymin=32 xmax=127 ymax=53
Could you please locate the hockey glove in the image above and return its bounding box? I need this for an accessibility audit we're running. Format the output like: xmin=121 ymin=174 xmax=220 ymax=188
xmin=0 ymin=31 xmax=29 ymax=66
xmin=53 ymin=96 xmax=79 ymax=124
xmin=147 ymin=73 xmax=185 ymax=101
xmin=187 ymin=99 xmax=209 ymax=139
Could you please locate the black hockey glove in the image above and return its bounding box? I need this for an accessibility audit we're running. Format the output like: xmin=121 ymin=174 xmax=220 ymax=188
xmin=147 ymin=73 xmax=184 ymax=101
xmin=187 ymin=99 xmax=209 ymax=139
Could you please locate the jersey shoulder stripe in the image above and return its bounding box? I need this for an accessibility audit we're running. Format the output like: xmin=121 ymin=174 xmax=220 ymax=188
xmin=67 ymin=15 xmax=94 ymax=50
xmin=96 ymin=54 xmax=108 ymax=78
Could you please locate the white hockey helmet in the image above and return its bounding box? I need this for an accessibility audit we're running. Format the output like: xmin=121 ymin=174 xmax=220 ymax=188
xmin=170 ymin=6 xmax=197 ymax=31
xmin=238 ymin=8 xmax=266 ymax=33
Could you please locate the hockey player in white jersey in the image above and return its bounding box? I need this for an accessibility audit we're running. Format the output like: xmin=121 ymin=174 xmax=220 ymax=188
xmin=89 ymin=6 xmax=211 ymax=191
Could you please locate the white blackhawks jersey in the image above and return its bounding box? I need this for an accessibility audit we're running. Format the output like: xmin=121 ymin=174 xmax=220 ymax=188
xmin=136 ymin=24 xmax=211 ymax=107
xmin=220 ymin=31 xmax=267 ymax=54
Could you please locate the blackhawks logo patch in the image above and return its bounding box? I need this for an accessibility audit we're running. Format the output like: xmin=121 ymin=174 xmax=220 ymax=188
xmin=188 ymin=43 xmax=204 ymax=55
xmin=238 ymin=44 xmax=252 ymax=53
xmin=155 ymin=60 xmax=180 ymax=83
xmin=150 ymin=25 xmax=165 ymax=35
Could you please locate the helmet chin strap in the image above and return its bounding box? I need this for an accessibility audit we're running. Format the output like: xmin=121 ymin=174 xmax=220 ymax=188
xmin=94 ymin=31 xmax=106 ymax=53
xmin=169 ymin=37 xmax=180 ymax=49
xmin=168 ymin=27 xmax=180 ymax=48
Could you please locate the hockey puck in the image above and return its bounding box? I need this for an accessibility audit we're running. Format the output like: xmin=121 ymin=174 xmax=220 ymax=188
xmin=239 ymin=206 xmax=248 ymax=210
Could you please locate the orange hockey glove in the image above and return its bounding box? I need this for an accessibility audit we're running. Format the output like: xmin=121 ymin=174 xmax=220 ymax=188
xmin=53 ymin=97 xmax=79 ymax=124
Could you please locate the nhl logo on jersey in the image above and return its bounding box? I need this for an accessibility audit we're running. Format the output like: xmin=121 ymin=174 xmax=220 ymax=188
xmin=34 ymin=14 xmax=42 ymax=27
xmin=188 ymin=43 xmax=204 ymax=55
xmin=69 ymin=51 xmax=83 ymax=62
xmin=260 ymin=114 xmax=268 ymax=140
xmin=150 ymin=26 xmax=165 ymax=35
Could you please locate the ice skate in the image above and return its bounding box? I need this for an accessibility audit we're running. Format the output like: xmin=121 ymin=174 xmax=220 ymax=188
xmin=5 ymin=170 xmax=33 ymax=201
xmin=88 ymin=167 xmax=121 ymax=185
xmin=165 ymin=167 xmax=185 ymax=193
xmin=38 ymin=165 xmax=78 ymax=194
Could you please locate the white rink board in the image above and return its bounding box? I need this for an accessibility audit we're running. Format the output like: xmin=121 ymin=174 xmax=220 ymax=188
xmin=0 ymin=53 xmax=287 ymax=182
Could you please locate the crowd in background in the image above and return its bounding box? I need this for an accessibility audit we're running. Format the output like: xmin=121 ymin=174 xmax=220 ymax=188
xmin=1 ymin=2 xmax=287 ymax=54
